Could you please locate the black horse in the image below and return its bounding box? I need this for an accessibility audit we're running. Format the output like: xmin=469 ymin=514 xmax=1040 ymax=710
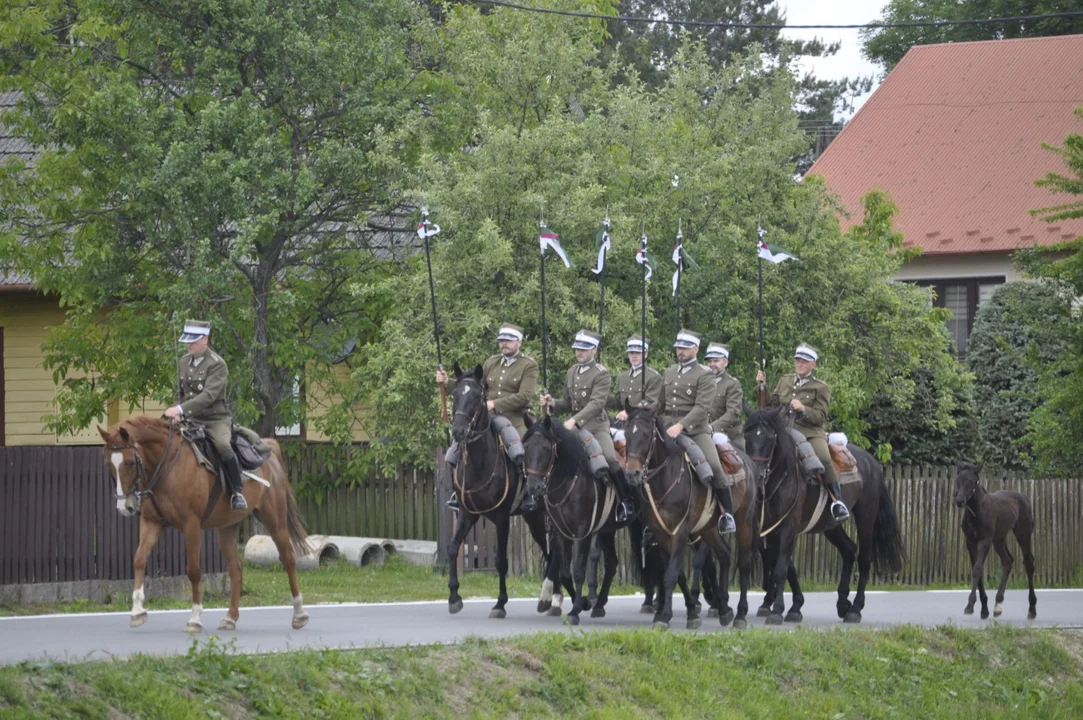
xmin=744 ymin=406 xmax=904 ymax=624
xmin=445 ymin=364 xmax=557 ymax=618
xmin=955 ymin=462 xmax=1037 ymax=620
xmin=522 ymin=417 xmax=641 ymax=625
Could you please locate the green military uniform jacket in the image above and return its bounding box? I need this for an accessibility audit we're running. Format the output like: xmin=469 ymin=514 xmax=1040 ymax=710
xmin=709 ymin=371 xmax=744 ymax=437
xmin=482 ymin=351 xmax=538 ymax=434
xmin=552 ymin=361 xmax=611 ymax=435
xmin=768 ymin=373 xmax=831 ymax=438
xmin=658 ymin=361 xmax=716 ymax=436
xmin=607 ymin=366 xmax=663 ymax=412
xmin=176 ymin=348 xmax=231 ymax=421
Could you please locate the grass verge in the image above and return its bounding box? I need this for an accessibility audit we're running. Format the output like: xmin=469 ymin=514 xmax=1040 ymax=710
xmin=1 ymin=626 xmax=1081 ymax=718
xmin=0 ymin=556 xmax=643 ymax=617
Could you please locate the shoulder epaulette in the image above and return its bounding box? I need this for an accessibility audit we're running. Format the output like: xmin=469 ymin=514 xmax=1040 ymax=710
xmin=595 ymin=363 xmax=607 ymax=372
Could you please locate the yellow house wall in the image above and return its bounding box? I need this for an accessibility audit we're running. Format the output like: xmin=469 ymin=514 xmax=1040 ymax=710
xmin=304 ymin=362 xmax=371 ymax=443
xmin=1 ymin=293 xmax=368 ymax=445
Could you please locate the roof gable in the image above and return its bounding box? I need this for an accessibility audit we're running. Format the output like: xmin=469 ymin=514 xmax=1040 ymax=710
xmin=807 ymin=35 xmax=1083 ymax=255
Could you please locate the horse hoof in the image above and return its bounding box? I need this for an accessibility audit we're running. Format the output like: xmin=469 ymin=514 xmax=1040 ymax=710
xmin=733 ymin=618 xmax=748 ymax=630
xmin=686 ymin=617 xmax=702 ymax=630
xmin=449 ymin=599 xmax=464 ymax=615
xmin=756 ymin=606 xmax=771 ymax=618
xmin=1028 ymin=610 xmax=1037 ymax=620
xmin=185 ymin=622 xmax=203 ymax=634
xmin=536 ymin=600 xmax=552 ymax=614
xmin=489 ymin=608 xmax=507 ymax=620
xmin=765 ymin=613 xmax=784 ymax=626
xmin=843 ymin=612 xmax=862 ymax=624
xmin=130 ymin=612 xmax=147 ymax=628
xmin=567 ymin=614 xmax=580 ymax=627
xmin=836 ymin=599 xmax=852 ymax=620
xmin=291 ymin=613 xmax=309 ymax=630
xmin=546 ymin=606 xmax=563 ymax=617
xmin=591 ymin=606 xmax=606 ymax=619
xmin=217 ymin=617 xmax=237 ymax=632
xmin=639 ymin=603 xmax=654 ymax=615
xmin=653 ymin=621 xmax=670 ymax=631
xmin=719 ymin=610 xmax=735 ymax=627
xmin=707 ymin=607 xmax=719 ymax=619
xmin=981 ymin=609 xmax=990 ymax=620
xmin=993 ymin=603 xmax=1003 ymax=618
xmin=963 ymin=605 xmax=974 ymax=616
xmin=785 ymin=610 xmax=803 ymax=624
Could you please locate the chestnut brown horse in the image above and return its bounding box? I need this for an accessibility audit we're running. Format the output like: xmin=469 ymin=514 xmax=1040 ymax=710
xmin=98 ymin=416 xmax=310 ymax=633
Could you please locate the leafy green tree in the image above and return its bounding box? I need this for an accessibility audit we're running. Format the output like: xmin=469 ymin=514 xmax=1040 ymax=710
xmin=1016 ymin=108 xmax=1083 ymax=476
xmin=0 ymin=0 xmax=421 ymax=436
xmin=355 ymin=2 xmax=965 ymax=470
xmin=861 ymin=0 xmax=1083 ymax=72
xmin=966 ymin=282 xmax=1072 ymax=470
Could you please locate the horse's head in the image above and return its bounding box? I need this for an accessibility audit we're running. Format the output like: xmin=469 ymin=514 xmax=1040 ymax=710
xmin=98 ymin=422 xmax=143 ymax=517
xmin=522 ymin=418 xmax=560 ymax=497
xmin=744 ymin=405 xmax=785 ymax=464
xmin=955 ymin=461 xmax=982 ymax=508
xmin=451 ymin=363 xmax=486 ymax=443
xmin=622 ymin=399 xmax=659 ymax=487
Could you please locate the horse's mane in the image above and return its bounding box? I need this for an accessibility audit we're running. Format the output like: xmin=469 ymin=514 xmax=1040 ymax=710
xmin=117 ymin=415 xmax=171 ymax=443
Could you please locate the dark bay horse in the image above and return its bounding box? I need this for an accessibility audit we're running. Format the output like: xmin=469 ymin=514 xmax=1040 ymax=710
xmin=522 ymin=417 xmax=641 ymax=625
xmin=955 ymin=462 xmax=1037 ymax=620
xmin=445 ymin=364 xmax=555 ymax=618
xmin=98 ymin=416 xmax=310 ymax=633
xmin=744 ymin=406 xmax=904 ymax=624
xmin=622 ymin=405 xmax=760 ymax=629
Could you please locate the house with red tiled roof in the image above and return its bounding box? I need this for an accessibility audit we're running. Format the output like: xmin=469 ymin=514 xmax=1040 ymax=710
xmin=807 ymin=34 xmax=1083 ymax=357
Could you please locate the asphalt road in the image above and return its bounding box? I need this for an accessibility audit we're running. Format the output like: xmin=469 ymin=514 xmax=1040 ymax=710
xmin=1 ymin=589 xmax=1079 ymax=666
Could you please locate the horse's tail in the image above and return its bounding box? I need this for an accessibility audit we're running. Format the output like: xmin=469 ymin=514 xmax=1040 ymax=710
xmin=627 ymin=517 xmax=644 ymax=586
xmin=270 ymin=441 xmax=312 ymax=557
xmin=873 ymin=475 xmax=905 ymax=575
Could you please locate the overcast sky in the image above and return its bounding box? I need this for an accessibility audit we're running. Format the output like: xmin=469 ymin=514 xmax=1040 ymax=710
xmin=777 ymin=0 xmax=888 ymax=119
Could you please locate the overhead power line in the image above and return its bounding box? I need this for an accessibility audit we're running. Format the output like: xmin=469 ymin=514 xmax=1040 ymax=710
xmin=475 ymin=1 xmax=1083 ymax=31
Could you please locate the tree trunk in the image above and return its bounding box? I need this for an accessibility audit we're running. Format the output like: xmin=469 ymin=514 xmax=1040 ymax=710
xmin=251 ymin=269 xmax=277 ymax=438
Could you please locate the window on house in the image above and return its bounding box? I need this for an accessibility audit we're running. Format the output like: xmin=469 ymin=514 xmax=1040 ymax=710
xmin=914 ymin=277 xmax=1005 ymax=358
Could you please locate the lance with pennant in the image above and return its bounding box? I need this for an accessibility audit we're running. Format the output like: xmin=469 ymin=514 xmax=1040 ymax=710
xmin=418 ymin=207 xmax=448 ymax=425
xmin=592 ymin=209 xmax=611 ymax=354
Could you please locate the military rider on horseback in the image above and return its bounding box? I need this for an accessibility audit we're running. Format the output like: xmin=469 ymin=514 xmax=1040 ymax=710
xmin=163 ymin=320 xmax=247 ymax=512
xmin=437 ymin=323 xmax=539 ymax=512
xmin=757 ymin=343 xmax=849 ymax=522
xmin=659 ymin=329 xmax=737 ymax=535
xmin=540 ymin=329 xmax=636 ymax=524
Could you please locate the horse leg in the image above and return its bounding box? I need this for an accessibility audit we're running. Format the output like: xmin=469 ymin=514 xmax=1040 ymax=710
xmin=1016 ymin=524 xmax=1037 ymax=620
xmin=549 ymin=535 xmax=573 ymax=617
xmin=567 ymin=538 xmax=591 ymax=626
xmin=757 ymin=535 xmax=779 ymax=617
xmin=592 ymin=533 xmax=618 ymax=619
xmin=447 ymin=510 xmax=479 ymax=614
xmin=215 ymin=524 xmax=243 ymax=631
xmin=784 ymin=560 xmax=804 ymax=623
xmin=823 ymin=525 xmax=858 ymax=620
xmin=525 ymin=512 xmax=558 ymax=613
xmin=587 ymin=536 xmax=601 ymax=608
xmin=702 ymin=529 xmax=733 ymax=627
xmin=967 ymin=539 xmax=994 ymax=620
xmin=654 ymin=536 xmax=686 ymax=630
xmin=266 ymin=510 xmax=309 ymax=630
xmin=766 ymin=530 xmax=795 ymax=625
xmin=129 ymin=517 xmax=163 ymax=628
xmin=963 ymin=535 xmax=988 ymax=617
xmin=182 ymin=523 xmax=204 ymax=633
xmin=689 ymin=540 xmax=705 ymax=614
xmin=489 ymin=513 xmax=511 ymax=619
xmin=734 ymin=511 xmax=754 ymax=629
xmin=992 ymin=539 xmax=1014 ymax=618
xmin=641 ymin=547 xmax=657 ymax=614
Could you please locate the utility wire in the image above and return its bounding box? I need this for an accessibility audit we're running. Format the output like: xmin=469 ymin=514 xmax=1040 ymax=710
xmin=475 ymin=1 xmax=1083 ymax=31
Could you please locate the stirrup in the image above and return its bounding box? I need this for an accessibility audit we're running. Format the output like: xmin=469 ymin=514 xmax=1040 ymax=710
xmin=445 ymin=491 xmax=461 ymax=511
xmin=231 ymin=493 xmax=248 ymax=511
xmin=830 ymin=500 xmax=850 ymax=521
xmin=717 ymin=512 xmax=736 ymax=535
xmin=615 ymin=500 xmax=634 ymax=524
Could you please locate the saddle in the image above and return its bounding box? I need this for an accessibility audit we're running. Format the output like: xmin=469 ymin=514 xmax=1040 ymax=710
xmin=712 ymin=434 xmax=747 ymax=485
xmin=180 ymin=423 xmax=272 ymax=481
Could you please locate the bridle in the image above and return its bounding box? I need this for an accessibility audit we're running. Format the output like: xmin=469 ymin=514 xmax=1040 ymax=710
xmin=107 ymin=422 xmax=184 ymax=517
xmin=623 ymin=413 xmax=668 ymax=484
xmin=452 ymin=380 xmax=490 ymax=444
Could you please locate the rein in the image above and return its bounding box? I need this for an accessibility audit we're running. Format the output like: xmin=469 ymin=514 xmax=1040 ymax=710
xmin=530 ymin=429 xmax=604 ymax=542
xmin=628 ymin=418 xmax=696 ymax=538
xmin=452 ymin=383 xmax=511 ymax=515
xmin=108 ymin=422 xmax=184 ymax=520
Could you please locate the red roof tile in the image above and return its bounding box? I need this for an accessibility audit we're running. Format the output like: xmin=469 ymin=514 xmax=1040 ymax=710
xmin=807 ymin=35 xmax=1083 ymax=255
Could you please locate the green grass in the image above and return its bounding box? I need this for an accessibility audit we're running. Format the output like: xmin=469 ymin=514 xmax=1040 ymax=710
xmin=1 ymin=626 xmax=1081 ymax=718
xmin=0 ymin=556 xmax=643 ymax=617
